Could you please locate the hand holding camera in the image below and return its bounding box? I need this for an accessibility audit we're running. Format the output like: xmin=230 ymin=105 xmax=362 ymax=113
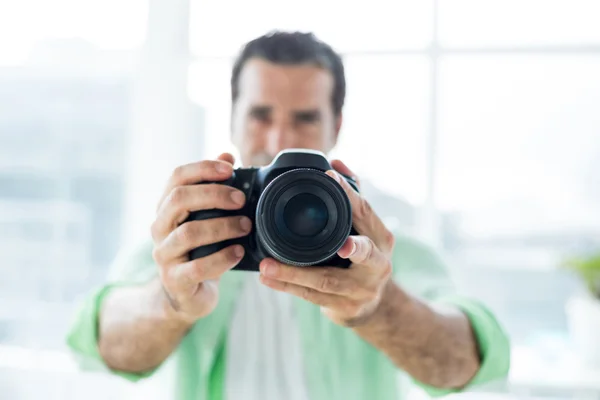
xmin=151 ymin=149 xmax=395 ymax=326
xmin=186 ymin=149 xmax=359 ymax=270
xmin=150 ymin=153 xmax=250 ymax=323
xmin=257 ymin=158 xmax=397 ymax=327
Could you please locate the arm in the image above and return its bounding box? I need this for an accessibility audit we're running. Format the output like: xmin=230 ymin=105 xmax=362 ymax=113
xmin=351 ymin=280 xmax=479 ymax=388
xmin=67 ymin=154 xmax=251 ymax=376
xmin=260 ymin=237 xmax=482 ymax=390
xmin=97 ymin=278 xmax=193 ymax=373
xmin=259 ymin=161 xmax=510 ymax=393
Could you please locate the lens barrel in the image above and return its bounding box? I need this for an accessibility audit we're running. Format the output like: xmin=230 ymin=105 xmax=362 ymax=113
xmin=255 ymin=168 xmax=353 ymax=266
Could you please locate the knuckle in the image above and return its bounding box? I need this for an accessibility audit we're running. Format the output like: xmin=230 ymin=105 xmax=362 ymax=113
xmin=152 ymin=246 xmax=166 ymax=267
xmin=172 ymin=165 xmax=187 ymax=183
xmin=171 ymin=186 xmax=188 ymax=205
xmin=204 ymin=183 xmax=219 ymax=199
xmin=301 ymin=286 xmax=313 ymax=302
xmin=384 ymin=229 xmax=395 ymax=249
xmin=357 ymin=197 xmax=373 ymax=219
xmin=150 ymin=220 xmax=160 ymax=240
xmin=152 ymin=247 xmax=163 ymax=265
xmin=187 ymin=260 xmax=205 ymax=282
xmin=168 ymin=186 xmax=187 ymax=207
xmin=320 ymin=273 xmax=340 ymax=293
xmin=176 ymin=222 xmax=197 ymax=245
xmin=199 ymin=185 xmax=222 ymax=209
xmin=362 ymin=238 xmax=375 ymax=263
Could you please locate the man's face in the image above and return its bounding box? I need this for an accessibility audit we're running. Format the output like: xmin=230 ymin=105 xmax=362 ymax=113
xmin=231 ymin=58 xmax=341 ymax=167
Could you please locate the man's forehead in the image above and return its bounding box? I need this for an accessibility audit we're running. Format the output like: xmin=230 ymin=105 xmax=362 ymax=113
xmin=238 ymin=58 xmax=334 ymax=102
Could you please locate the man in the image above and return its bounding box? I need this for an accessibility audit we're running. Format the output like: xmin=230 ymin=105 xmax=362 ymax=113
xmin=67 ymin=31 xmax=510 ymax=400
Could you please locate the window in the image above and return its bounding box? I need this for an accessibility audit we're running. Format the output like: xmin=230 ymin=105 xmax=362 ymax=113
xmin=439 ymin=0 xmax=600 ymax=47
xmin=332 ymin=55 xmax=429 ymax=206
xmin=190 ymin=0 xmax=433 ymax=57
xmin=437 ymin=55 xmax=600 ymax=235
xmin=0 ymin=0 xmax=147 ymax=65
xmin=0 ymin=1 xmax=143 ymax=398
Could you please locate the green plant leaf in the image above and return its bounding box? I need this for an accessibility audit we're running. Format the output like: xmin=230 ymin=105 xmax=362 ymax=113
xmin=562 ymin=252 xmax=600 ymax=299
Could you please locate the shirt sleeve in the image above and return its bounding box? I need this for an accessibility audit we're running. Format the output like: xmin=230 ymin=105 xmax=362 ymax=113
xmin=65 ymin=239 xmax=159 ymax=382
xmin=390 ymin=233 xmax=511 ymax=396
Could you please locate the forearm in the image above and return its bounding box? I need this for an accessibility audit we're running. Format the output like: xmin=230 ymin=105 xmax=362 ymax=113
xmin=98 ymin=278 xmax=193 ymax=374
xmin=352 ymin=280 xmax=480 ymax=389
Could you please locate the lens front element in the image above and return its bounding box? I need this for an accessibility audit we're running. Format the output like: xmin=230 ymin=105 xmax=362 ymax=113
xmin=283 ymin=193 xmax=329 ymax=237
xmin=256 ymin=169 xmax=352 ymax=267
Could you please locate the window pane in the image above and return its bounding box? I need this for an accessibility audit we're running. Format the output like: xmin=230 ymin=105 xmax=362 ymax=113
xmin=0 ymin=50 xmax=132 ymax=399
xmin=0 ymin=0 xmax=147 ymax=65
xmin=438 ymin=56 xmax=600 ymax=234
xmin=439 ymin=0 xmax=600 ymax=47
xmin=188 ymin=59 xmax=236 ymax=158
xmin=0 ymin=75 xmax=131 ymax=308
xmin=438 ymin=55 xmax=600 ymax=342
xmin=190 ymin=0 xmax=433 ymax=57
xmin=333 ymin=55 xmax=429 ymax=206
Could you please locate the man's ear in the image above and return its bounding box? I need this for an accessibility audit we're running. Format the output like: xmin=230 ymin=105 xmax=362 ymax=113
xmin=334 ymin=113 xmax=343 ymax=139
xmin=230 ymin=105 xmax=241 ymax=147
xmin=230 ymin=104 xmax=236 ymax=139
xmin=335 ymin=113 xmax=343 ymax=135
xmin=329 ymin=113 xmax=343 ymax=151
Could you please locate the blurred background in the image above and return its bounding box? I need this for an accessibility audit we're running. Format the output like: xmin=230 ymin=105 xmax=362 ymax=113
xmin=1 ymin=0 xmax=600 ymax=399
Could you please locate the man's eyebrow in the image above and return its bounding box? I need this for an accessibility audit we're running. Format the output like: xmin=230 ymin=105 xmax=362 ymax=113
xmin=249 ymin=105 xmax=272 ymax=117
xmin=293 ymin=109 xmax=321 ymax=121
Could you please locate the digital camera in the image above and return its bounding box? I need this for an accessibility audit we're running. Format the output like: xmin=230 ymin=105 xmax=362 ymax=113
xmin=186 ymin=149 xmax=359 ymax=271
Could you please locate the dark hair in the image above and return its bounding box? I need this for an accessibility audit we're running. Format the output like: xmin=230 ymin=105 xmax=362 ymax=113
xmin=231 ymin=31 xmax=346 ymax=116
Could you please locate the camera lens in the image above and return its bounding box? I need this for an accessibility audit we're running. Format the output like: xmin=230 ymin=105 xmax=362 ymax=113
xmin=255 ymin=169 xmax=353 ymax=267
xmin=283 ymin=193 xmax=329 ymax=237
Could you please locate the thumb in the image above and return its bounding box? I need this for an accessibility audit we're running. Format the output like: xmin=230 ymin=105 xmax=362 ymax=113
xmin=330 ymin=159 xmax=360 ymax=189
xmin=217 ymin=152 xmax=235 ymax=166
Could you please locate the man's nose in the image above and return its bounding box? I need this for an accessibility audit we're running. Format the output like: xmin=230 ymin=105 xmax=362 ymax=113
xmin=266 ymin=124 xmax=295 ymax=155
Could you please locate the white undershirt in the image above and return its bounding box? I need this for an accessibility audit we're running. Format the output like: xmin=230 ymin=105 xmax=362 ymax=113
xmin=225 ymin=274 xmax=310 ymax=400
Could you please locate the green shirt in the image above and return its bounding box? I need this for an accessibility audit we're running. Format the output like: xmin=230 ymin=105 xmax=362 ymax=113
xmin=66 ymin=232 xmax=510 ymax=399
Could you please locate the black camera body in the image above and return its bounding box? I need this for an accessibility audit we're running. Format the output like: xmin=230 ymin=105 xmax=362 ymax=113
xmin=187 ymin=149 xmax=358 ymax=271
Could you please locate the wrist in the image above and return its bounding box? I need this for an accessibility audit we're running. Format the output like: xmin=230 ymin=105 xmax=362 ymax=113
xmin=148 ymin=279 xmax=197 ymax=329
xmin=349 ymin=280 xmax=409 ymax=328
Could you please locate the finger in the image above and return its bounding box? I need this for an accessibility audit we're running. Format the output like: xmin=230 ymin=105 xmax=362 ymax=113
xmin=259 ymin=274 xmax=347 ymax=309
xmin=152 ymin=184 xmax=246 ymax=242
xmin=330 ymin=159 xmax=361 ymax=189
xmin=171 ymin=244 xmax=244 ymax=287
xmin=217 ymin=152 xmax=235 ymax=165
xmin=259 ymin=258 xmax=360 ymax=297
xmin=157 ymin=158 xmax=235 ymax=212
xmin=326 ymin=170 xmax=392 ymax=252
xmin=338 ymin=236 xmax=392 ymax=279
xmin=154 ymin=216 xmax=252 ymax=264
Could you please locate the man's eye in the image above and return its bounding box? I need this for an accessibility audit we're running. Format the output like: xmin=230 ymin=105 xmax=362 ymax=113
xmin=250 ymin=108 xmax=271 ymax=123
xmin=296 ymin=112 xmax=320 ymax=124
